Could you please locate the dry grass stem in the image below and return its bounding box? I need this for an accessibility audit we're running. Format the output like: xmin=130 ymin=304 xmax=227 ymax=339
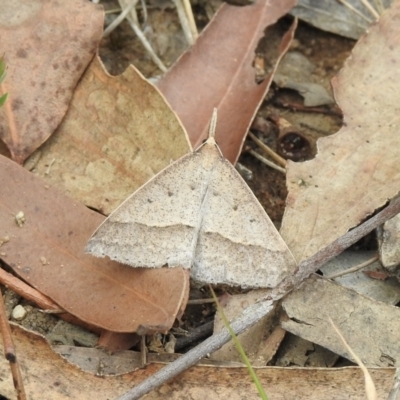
xmin=249 ymin=150 xmax=286 ymax=174
xmin=248 ymin=131 xmax=287 ymax=167
xmin=324 ymin=254 xmax=379 ymax=279
xmin=329 ymin=317 xmax=377 ymax=400
xmin=359 ymin=0 xmax=380 ymax=19
xmin=173 ymin=0 xmax=195 ymax=45
xmin=103 ymin=0 xmax=138 ymax=37
xmin=182 ymin=0 xmax=198 ymax=40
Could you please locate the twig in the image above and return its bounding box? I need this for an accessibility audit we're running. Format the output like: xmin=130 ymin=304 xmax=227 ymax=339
xmin=137 ymin=0 xmax=148 ymax=26
xmin=175 ymin=320 xmax=214 ymax=352
xmin=105 ymin=8 xmax=123 ymax=15
xmin=248 ymin=131 xmax=287 ymax=167
xmin=118 ymin=299 xmax=275 ymax=400
xmin=182 ymin=0 xmax=198 ymax=40
xmin=324 ymin=254 xmax=379 ymax=279
xmin=103 ymin=0 xmax=138 ymax=37
xmin=0 ymin=290 xmax=26 ymax=399
xmin=0 ymin=267 xmax=63 ymax=312
xmin=249 ymin=150 xmax=286 ymax=174
xmin=118 ymin=0 xmax=168 ymax=72
xmin=172 ymin=0 xmax=195 ymax=45
xmin=117 ymin=194 xmax=400 ymax=399
xmin=187 ymin=298 xmax=218 ymax=304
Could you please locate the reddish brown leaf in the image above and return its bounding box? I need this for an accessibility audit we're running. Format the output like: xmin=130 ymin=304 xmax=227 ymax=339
xmin=157 ymin=0 xmax=297 ymax=164
xmin=0 ymin=0 xmax=104 ymax=163
xmin=0 ymin=155 xmax=189 ymax=333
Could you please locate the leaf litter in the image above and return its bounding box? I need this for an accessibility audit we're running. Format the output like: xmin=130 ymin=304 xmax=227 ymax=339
xmin=1 ymin=323 xmax=396 ymax=400
xmin=0 ymin=0 xmax=400 ymax=398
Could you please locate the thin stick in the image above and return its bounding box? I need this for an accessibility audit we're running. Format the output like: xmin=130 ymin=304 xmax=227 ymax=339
xmin=324 ymin=254 xmax=379 ymax=279
xmin=117 ymin=194 xmax=400 ymax=400
xmin=116 ymin=0 xmax=167 ymax=72
xmin=172 ymin=0 xmax=195 ymax=45
xmin=126 ymin=16 xmax=167 ymax=72
xmin=187 ymin=298 xmax=218 ymax=304
xmin=105 ymin=8 xmax=123 ymax=15
xmin=103 ymin=0 xmax=138 ymax=37
xmin=182 ymin=0 xmax=198 ymax=40
xmin=0 ymin=267 xmax=63 ymax=312
xmin=249 ymin=150 xmax=286 ymax=174
xmin=139 ymin=0 xmax=148 ymax=26
xmin=0 ymin=291 xmax=26 ymax=399
xmin=248 ymin=131 xmax=287 ymax=167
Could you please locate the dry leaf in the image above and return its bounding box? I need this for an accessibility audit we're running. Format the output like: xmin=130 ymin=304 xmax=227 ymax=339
xmin=157 ymin=0 xmax=297 ymax=163
xmin=0 ymin=324 xmax=396 ymax=400
xmin=320 ymin=251 xmax=400 ymax=304
xmin=282 ymin=276 xmax=400 ymax=367
xmin=0 ymin=0 xmax=103 ymax=163
xmin=281 ymin=1 xmax=400 ymax=262
xmin=0 ymin=155 xmax=189 ymax=333
xmin=291 ymin=0 xmax=393 ymax=39
xmin=26 ymin=55 xmax=191 ymax=215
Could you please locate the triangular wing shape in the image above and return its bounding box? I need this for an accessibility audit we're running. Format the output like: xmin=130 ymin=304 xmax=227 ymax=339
xmin=86 ymin=138 xmax=296 ymax=288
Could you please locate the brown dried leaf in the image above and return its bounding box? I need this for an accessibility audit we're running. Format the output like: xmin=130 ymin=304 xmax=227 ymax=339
xmin=281 ymin=2 xmax=400 ymax=262
xmin=0 ymin=324 xmax=396 ymax=399
xmin=157 ymin=0 xmax=297 ymax=163
xmin=0 ymin=0 xmax=103 ymax=164
xmin=0 ymin=155 xmax=189 ymax=333
xmin=26 ymin=55 xmax=191 ymax=215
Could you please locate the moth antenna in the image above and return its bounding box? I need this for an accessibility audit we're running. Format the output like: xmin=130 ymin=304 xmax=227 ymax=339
xmin=209 ymin=108 xmax=218 ymax=139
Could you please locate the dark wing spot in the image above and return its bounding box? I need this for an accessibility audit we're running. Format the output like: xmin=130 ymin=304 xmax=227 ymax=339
xmin=168 ymin=191 xmax=173 ymax=197
xmin=233 ymin=205 xmax=238 ymax=211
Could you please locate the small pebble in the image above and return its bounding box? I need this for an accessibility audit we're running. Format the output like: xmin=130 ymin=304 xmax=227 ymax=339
xmin=12 ymin=305 xmax=27 ymax=320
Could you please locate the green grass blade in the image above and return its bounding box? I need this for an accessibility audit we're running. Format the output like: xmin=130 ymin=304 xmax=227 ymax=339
xmin=210 ymin=286 xmax=269 ymax=400
xmin=0 ymin=93 xmax=8 ymax=108
xmin=0 ymin=58 xmax=8 ymax=108
xmin=0 ymin=58 xmax=6 ymax=84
